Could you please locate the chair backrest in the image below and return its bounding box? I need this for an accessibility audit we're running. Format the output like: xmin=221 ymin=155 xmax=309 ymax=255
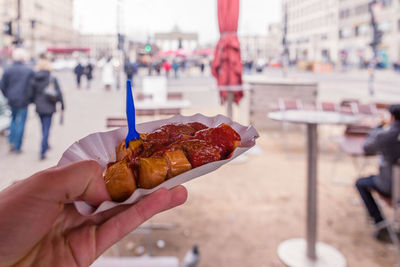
xmin=106 ymin=117 xmax=127 ymax=128
xmin=340 ymin=99 xmax=359 ymax=114
xmin=318 ymin=101 xmax=339 ymax=112
xmin=356 ymin=103 xmax=378 ymax=115
xmin=136 ymin=92 xmax=153 ymax=101
xmin=136 ymin=109 xmax=157 ymax=116
xmin=159 ymin=108 xmax=181 ymax=115
xmin=278 ymin=99 xmax=303 ymax=111
xmin=167 ymin=92 xmax=183 ymax=100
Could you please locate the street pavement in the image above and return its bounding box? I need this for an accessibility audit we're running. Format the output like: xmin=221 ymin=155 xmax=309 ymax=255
xmin=1 ymin=67 xmax=400 ymax=190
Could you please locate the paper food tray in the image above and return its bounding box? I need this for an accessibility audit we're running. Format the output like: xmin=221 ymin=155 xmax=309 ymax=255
xmin=58 ymin=113 xmax=259 ymax=215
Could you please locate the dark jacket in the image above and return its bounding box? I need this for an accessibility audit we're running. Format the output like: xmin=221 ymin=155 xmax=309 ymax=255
xmin=32 ymin=70 xmax=64 ymax=115
xmin=0 ymin=61 xmax=34 ymax=109
xmin=363 ymin=121 xmax=400 ymax=195
xmin=85 ymin=64 xmax=93 ymax=80
xmin=74 ymin=64 xmax=84 ymax=76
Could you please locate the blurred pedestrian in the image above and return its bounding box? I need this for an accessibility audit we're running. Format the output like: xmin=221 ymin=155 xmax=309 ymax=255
xmin=102 ymin=58 xmax=114 ymax=91
xmin=148 ymin=61 xmax=153 ymax=76
xmin=74 ymin=62 xmax=84 ymax=89
xmin=356 ymin=104 xmax=400 ymax=243
xmin=394 ymin=60 xmax=400 ymax=72
xmin=162 ymin=60 xmax=171 ymax=78
xmin=124 ymin=59 xmax=138 ymax=83
xmin=180 ymin=60 xmax=187 ymax=73
xmin=155 ymin=61 xmax=162 ymax=76
xmin=172 ymin=60 xmax=179 ymax=79
xmin=31 ymin=55 xmax=64 ymax=160
xmin=200 ymin=61 xmax=205 ymax=74
xmin=84 ymin=61 xmax=94 ymax=89
xmin=0 ymin=48 xmax=34 ymax=153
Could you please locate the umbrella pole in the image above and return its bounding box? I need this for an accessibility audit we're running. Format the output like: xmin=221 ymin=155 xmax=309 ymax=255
xmin=227 ymin=91 xmax=234 ymax=119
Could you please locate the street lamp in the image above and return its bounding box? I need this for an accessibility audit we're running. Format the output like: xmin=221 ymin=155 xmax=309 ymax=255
xmin=116 ymin=0 xmax=124 ymax=90
xmin=368 ymin=0 xmax=383 ymax=96
xmin=16 ymin=0 xmax=22 ymax=46
xmin=281 ymin=3 xmax=289 ymax=78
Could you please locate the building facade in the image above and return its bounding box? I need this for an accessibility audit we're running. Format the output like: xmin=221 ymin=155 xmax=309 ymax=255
xmin=283 ymin=0 xmax=339 ymax=63
xmin=77 ymin=34 xmax=118 ymax=59
xmin=284 ymin=0 xmax=400 ymax=66
xmin=0 ymin=0 xmax=74 ymax=57
xmin=240 ymin=23 xmax=282 ymax=62
xmin=338 ymin=0 xmax=400 ymax=66
xmin=154 ymin=26 xmax=198 ymax=51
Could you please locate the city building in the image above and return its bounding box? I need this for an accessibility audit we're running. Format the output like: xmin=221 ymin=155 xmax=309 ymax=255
xmin=240 ymin=23 xmax=282 ymax=62
xmin=77 ymin=34 xmax=118 ymax=59
xmin=154 ymin=26 xmax=198 ymax=51
xmin=283 ymin=0 xmax=339 ymax=63
xmin=283 ymin=0 xmax=400 ymax=66
xmin=338 ymin=0 xmax=400 ymax=66
xmin=0 ymin=0 xmax=74 ymax=58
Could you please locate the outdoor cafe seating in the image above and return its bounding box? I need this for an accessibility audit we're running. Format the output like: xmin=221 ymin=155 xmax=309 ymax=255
xmin=106 ymin=77 xmax=190 ymax=128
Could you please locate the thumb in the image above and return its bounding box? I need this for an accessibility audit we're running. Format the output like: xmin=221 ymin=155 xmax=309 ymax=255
xmin=29 ymin=160 xmax=110 ymax=206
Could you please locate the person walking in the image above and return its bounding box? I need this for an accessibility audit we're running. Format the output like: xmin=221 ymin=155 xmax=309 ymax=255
xmin=162 ymin=60 xmax=171 ymax=78
xmin=0 ymin=48 xmax=34 ymax=153
xmin=74 ymin=62 xmax=84 ymax=89
xmin=102 ymin=58 xmax=114 ymax=91
xmin=124 ymin=59 xmax=138 ymax=83
xmin=124 ymin=59 xmax=134 ymax=81
xmin=172 ymin=60 xmax=179 ymax=79
xmin=31 ymin=56 xmax=64 ymax=160
xmin=84 ymin=62 xmax=94 ymax=89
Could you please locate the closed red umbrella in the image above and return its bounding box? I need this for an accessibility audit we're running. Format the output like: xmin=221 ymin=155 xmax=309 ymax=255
xmin=211 ymin=0 xmax=243 ymax=109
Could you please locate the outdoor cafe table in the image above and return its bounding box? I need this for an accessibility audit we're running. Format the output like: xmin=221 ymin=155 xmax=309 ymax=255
xmin=135 ymin=99 xmax=191 ymax=111
xmin=268 ymin=110 xmax=359 ymax=267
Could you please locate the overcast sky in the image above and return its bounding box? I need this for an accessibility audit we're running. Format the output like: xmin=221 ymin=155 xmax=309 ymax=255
xmin=74 ymin=0 xmax=282 ymax=44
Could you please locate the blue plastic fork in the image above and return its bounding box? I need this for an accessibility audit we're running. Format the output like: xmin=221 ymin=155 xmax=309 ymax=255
xmin=125 ymin=80 xmax=140 ymax=148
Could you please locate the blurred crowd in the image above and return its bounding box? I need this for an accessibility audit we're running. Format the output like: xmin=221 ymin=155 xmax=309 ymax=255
xmin=0 ymin=48 xmax=64 ymax=160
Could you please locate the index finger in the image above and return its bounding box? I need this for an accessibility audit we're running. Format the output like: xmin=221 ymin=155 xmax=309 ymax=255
xmin=95 ymin=185 xmax=188 ymax=256
xmin=29 ymin=160 xmax=110 ymax=206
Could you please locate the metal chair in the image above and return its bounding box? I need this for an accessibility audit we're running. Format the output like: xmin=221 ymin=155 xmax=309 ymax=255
xmin=340 ymin=99 xmax=359 ymax=115
xmin=277 ymin=98 xmax=304 ymax=153
xmin=278 ymin=98 xmax=303 ymax=111
xmin=330 ymin=134 xmax=373 ymax=185
xmin=355 ymin=103 xmax=378 ymax=116
xmin=317 ymin=101 xmax=339 ymax=112
xmin=374 ymin=164 xmax=400 ymax=265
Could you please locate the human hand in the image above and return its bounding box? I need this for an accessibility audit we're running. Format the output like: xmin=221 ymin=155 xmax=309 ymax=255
xmin=0 ymin=160 xmax=187 ymax=267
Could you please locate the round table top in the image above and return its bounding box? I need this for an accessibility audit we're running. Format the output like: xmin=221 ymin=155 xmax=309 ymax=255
xmin=268 ymin=110 xmax=359 ymax=125
xmin=135 ymin=99 xmax=191 ymax=109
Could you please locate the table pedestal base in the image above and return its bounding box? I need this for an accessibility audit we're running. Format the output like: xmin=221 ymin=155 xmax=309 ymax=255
xmin=277 ymin=238 xmax=346 ymax=267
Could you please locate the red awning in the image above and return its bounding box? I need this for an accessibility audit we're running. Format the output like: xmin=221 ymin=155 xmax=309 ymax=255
xmin=211 ymin=0 xmax=243 ymax=105
xmin=47 ymin=47 xmax=91 ymax=54
xmin=194 ymin=48 xmax=215 ymax=56
xmin=156 ymin=49 xmax=191 ymax=58
xmin=0 ymin=48 xmax=12 ymax=55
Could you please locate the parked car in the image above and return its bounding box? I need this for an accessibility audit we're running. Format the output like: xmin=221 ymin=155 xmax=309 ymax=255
xmin=52 ymin=58 xmax=78 ymax=71
xmin=255 ymin=58 xmax=267 ymax=72
xmin=269 ymin=59 xmax=282 ymax=68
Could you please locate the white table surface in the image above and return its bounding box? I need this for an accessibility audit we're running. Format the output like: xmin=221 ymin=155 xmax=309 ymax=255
xmin=214 ymin=84 xmax=251 ymax=91
xmin=135 ymin=99 xmax=191 ymax=110
xmin=268 ymin=110 xmax=359 ymax=125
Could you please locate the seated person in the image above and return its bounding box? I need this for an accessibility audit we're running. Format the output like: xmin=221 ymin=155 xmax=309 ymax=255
xmin=356 ymin=104 xmax=400 ymax=242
